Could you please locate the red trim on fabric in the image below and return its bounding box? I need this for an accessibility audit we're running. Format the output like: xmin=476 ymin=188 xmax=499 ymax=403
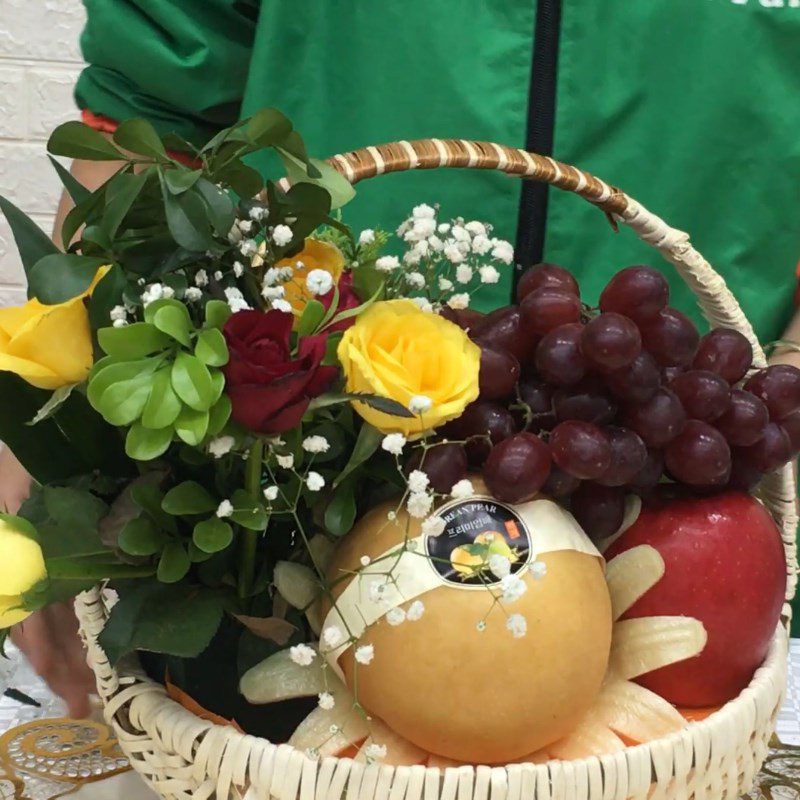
xmin=80 ymin=109 xmax=201 ymax=168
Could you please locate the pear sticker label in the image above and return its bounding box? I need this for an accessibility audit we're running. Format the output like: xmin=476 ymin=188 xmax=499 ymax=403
xmin=425 ymin=497 xmax=531 ymax=587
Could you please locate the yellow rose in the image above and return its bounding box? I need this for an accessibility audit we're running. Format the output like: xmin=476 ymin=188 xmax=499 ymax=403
xmin=337 ymin=300 xmax=481 ymax=436
xmin=276 ymin=239 xmax=345 ymax=319
xmin=0 ymin=514 xmax=46 ymax=629
xmin=0 ymin=268 xmax=107 ymax=390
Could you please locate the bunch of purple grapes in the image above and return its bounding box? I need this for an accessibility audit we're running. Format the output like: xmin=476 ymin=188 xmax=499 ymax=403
xmin=431 ymin=264 xmax=800 ymax=540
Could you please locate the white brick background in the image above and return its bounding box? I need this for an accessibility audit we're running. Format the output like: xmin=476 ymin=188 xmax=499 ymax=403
xmin=0 ymin=0 xmax=85 ymax=307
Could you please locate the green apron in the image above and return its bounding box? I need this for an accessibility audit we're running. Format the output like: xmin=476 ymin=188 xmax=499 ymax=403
xmin=77 ymin=0 xmax=800 ymax=627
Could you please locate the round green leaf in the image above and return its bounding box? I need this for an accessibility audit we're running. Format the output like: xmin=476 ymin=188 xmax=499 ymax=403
xmin=207 ymin=395 xmax=232 ymax=438
xmin=88 ymin=358 xmax=159 ymax=410
xmin=204 ymin=300 xmax=231 ymax=330
xmin=157 ymin=542 xmax=191 ymax=583
xmin=98 ymin=376 xmax=152 ymax=426
xmin=153 ymin=304 xmax=192 ymax=347
xmin=210 ymin=370 xmax=225 ymax=404
xmin=118 ymin=517 xmax=166 ymax=556
xmin=174 ymin=406 xmax=210 ymax=445
xmin=98 ymin=323 xmax=171 ymax=359
xmin=125 ymin=423 xmax=173 ymax=461
xmin=171 ymin=352 xmax=214 ymax=411
xmin=188 ymin=541 xmax=214 ymax=563
xmin=162 ymin=481 xmax=217 ymax=516
xmin=141 ymin=368 xmax=182 ymax=429
xmin=195 ymin=328 xmax=229 ymax=367
xmin=193 ymin=518 xmax=233 ymax=554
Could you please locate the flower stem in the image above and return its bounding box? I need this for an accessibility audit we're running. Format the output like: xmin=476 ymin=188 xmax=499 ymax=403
xmin=238 ymin=437 xmax=265 ymax=601
xmin=45 ymin=560 xmax=156 ymax=580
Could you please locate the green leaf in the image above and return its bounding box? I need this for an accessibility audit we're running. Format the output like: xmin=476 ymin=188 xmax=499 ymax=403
xmin=97 ymin=373 xmax=152 ymax=426
xmin=126 ymin=423 xmax=173 ymax=461
xmin=334 ymin=423 xmax=382 ymax=488
xmin=210 ymin=370 xmax=225 ymax=404
xmin=324 ymin=284 xmax=383 ymax=331
xmin=103 ymin=169 xmax=151 ymax=237
xmin=207 ymin=395 xmax=232 ymax=437
xmin=171 ymin=352 xmax=214 ymax=411
xmin=88 ymin=358 xmax=159 ymax=411
xmin=246 ymin=107 xmax=293 ymax=146
xmin=113 ymin=118 xmax=167 ymax=159
xmin=162 ymin=481 xmax=217 ymax=515
xmin=174 ymin=406 xmax=210 ymax=445
xmin=98 ymin=581 xmax=225 ymax=664
xmin=195 ymin=328 xmax=228 ymax=367
xmin=130 ymin=483 xmax=178 ymax=534
xmin=153 ymin=303 xmax=192 ymax=346
xmin=188 ymin=541 xmax=214 ymax=563
xmin=282 ymin=183 xmax=332 ymax=243
xmin=157 ymin=542 xmax=190 ymax=583
xmin=308 ymin=392 xmax=415 ymax=418
xmin=324 ymin=478 xmax=357 ymax=537
xmin=0 ymin=195 xmax=59 ymax=278
xmin=118 ymin=517 xmax=166 ymax=557
xmin=61 ymin=183 xmax=108 ymax=249
xmin=140 ymin=368 xmax=182 ymax=429
xmin=193 ymin=178 xmax=236 ymax=237
xmin=279 ymin=151 xmax=355 ymax=210
xmin=297 ymin=299 xmax=326 ymax=337
xmin=89 ymin=264 xmax=127 ymax=330
xmin=162 ymin=167 xmax=202 ymax=195
xmin=48 ymin=156 xmax=91 ymax=205
xmin=80 ymin=224 xmax=112 ymax=253
xmin=28 ymin=384 xmax=76 ymax=426
xmin=161 ymin=175 xmax=215 ymax=252
xmin=27 ymin=254 xmax=108 ymax=304
xmin=215 ymin=160 xmax=264 ymax=197
xmin=193 ymin=518 xmax=233 ymax=554
xmin=48 ymin=121 xmax=124 ymax=161
xmin=230 ymin=489 xmax=268 ymax=531
xmin=98 ymin=323 xmax=171 ymax=359
xmin=205 ymin=300 xmax=232 ymax=330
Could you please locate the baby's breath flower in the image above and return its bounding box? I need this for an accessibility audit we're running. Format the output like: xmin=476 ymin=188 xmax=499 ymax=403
xmin=410 ymin=297 xmax=433 ymax=313
xmin=214 ymin=270 xmax=224 ymax=281
xmin=364 ymin=743 xmax=387 ymax=760
xmin=500 ymin=573 xmax=527 ymax=604
xmin=194 ymin=269 xmax=210 ymax=287
xmin=238 ymin=219 xmax=253 ymax=234
xmin=141 ymin=283 xmax=166 ymax=306
xmin=451 ymin=225 xmax=471 ymax=243
xmin=306 ymin=269 xmax=334 ymax=296
xmin=407 ymin=492 xmax=433 ymax=519
xmin=421 ymin=516 xmax=446 ymax=538
xmin=318 ymin=692 xmax=335 ymax=710
xmin=228 ymin=225 xmax=243 ymax=244
xmin=409 ymin=395 xmax=433 ymax=414
xmin=249 ymin=206 xmax=268 ymax=221
xmin=476 ymin=620 xmax=487 ymax=632
xmin=387 ymin=510 xmax=397 ymax=521
xmin=411 ymin=217 xmax=436 ymax=239
xmin=443 ymin=243 xmax=465 ymax=264
xmin=306 ymin=472 xmax=325 ymax=492
xmin=438 ymin=277 xmax=454 ymax=292
xmin=428 ymin=235 xmax=444 ymax=252
xmin=437 ymin=222 xmax=451 ymax=234
xmin=531 ymin=561 xmax=548 ymax=580
xmin=239 ymin=239 xmax=258 ymax=258
xmin=407 ymin=470 xmax=430 ymax=494
xmin=322 ymin=625 xmax=344 ymax=648
xmin=261 ymin=286 xmax=285 ymax=300
xmin=216 ymin=500 xmax=234 ymax=519
xmin=263 ymin=486 xmax=279 ymax=502
xmin=272 ymin=224 xmax=294 ymax=246
xmin=479 ymin=265 xmax=501 ymax=284
xmin=381 ymin=433 xmax=407 ymax=455
xmin=360 ymin=555 xmax=371 ymax=567
xmin=385 ymin=607 xmax=406 ymax=626
xmin=405 ymin=271 xmax=426 ymax=289
xmin=289 ymin=644 xmax=316 ymax=666
xmin=109 ymin=305 xmax=127 ymax=324
xmin=233 ymin=261 xmax=245 ymax=278
xmin=276 ymin=454 xmax=295 ymax=469
xmin=506 ymin=613 xmax=527 ymax=639
xmin=406 ymin=600 xmax=425 ymax=621
xmin=271 ymin=299 xmax=293 ymax=313
xmin=471 ymin=234 xmax=493 ymax=255
xmin=403 ymin=249 xmax=423 ymax=267
xmin=302 ymin=435 xmax=330 ymax=454
xmin=359 ymin=229 xmax=375 ymax=245
xmin=447 ymin=293 xmax=470 ymax=310
xmin=355 ymin=644 xmax=375 ymax=665
xmin=413 ymin=203 xmax=436 ymax=220
xmin=455 ymin=265 xmax=473 ymax=284
xmin=450 ymin=479 xmax=475 ymax=499
xmin=263 ymin=267 xmax=282 ymax=286
xmin=375 ymin=255 xmax=400 ymax=273
xmin=368 ymin=579 xmax=388 ymax=604
xmin=464 ymin=221 xmax=487 ymax=237
xmin=491 ymin=239 xmax=514 ymax=265
xmin=185 ymin=287 xmax=203 ymax=302
xmin=488 ymin=554 xmax=511 ymax=579
xmin=208 ymin=435 xmax=235 ymax=459
xmin=224 ymin=287 xmax=251 ymax=312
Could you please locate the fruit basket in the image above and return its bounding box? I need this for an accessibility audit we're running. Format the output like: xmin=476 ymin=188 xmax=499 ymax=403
xmin=70 ymin=138 xmax=797 ymax=800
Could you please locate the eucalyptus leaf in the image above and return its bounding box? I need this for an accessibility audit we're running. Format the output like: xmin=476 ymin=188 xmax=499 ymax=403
xmin=193 ymin=518 xmax=234 ymax=554
xmin=119 ymin=517 xmax=166 ymax=557
xmin=0 ymin=195 xmax=59 ymax=278
xmin=162 ymin=481 xmax=217 ymax=515
xmin=230 ymin=489 xmax=268 ymax=531
xmin=48 ymin=121 xmax=124 ymax=161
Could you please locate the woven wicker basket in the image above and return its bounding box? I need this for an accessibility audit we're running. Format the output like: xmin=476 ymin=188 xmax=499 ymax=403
xmin=76 ymin=140 xmax=799 ymax=800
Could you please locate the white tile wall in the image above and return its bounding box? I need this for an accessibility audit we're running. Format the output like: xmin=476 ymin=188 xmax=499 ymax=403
xmin=0 ymin=0 xmax=85 ymax=304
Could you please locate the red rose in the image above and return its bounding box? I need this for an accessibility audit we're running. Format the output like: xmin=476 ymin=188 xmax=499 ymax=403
xmin=320 ymin=272 xmax=361 ymax=333
xmin=223 ymin=310 xmax=338 ymax=433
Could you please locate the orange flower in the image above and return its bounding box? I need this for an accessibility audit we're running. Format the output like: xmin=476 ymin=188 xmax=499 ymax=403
xmin=276 ymin=239 xmax=345 ymax=319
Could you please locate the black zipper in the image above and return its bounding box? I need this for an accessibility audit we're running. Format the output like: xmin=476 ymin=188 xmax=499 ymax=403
xmin=514 ymin=0 xmax=563 ymax=287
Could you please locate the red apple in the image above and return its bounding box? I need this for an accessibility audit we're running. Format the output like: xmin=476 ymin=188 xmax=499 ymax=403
xmin=605 ymin=491 xmax=786 ymax=707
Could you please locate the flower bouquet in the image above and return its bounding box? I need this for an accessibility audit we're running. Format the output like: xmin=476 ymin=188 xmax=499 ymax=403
xmin=0 ymin=112 xmax=795 ymax=798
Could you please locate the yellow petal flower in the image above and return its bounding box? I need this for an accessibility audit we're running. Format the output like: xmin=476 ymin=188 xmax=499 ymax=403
xmin=337 ymin=300 xmax=481 ymax=437
xmin=0 ymin=266 xmax=108 ymax=390
xmin=0 ymin=515 xmax=46 ymax=629
xmin=277 ymin=239 xmax=345 ymax=320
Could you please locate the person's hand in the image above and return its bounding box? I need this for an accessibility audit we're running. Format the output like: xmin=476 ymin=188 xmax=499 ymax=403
xmin=1 ymin=447 xmax=95 ymax=718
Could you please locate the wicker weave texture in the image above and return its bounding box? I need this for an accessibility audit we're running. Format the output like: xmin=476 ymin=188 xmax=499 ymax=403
xmin=77 ymin=139 xmax=798 ymax=800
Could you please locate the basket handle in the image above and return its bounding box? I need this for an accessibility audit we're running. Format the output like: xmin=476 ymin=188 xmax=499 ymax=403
xmin=327 ymin=138 xmax=799 ymax=611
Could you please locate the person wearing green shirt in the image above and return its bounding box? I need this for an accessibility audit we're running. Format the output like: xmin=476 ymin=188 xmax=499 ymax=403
xmin=2 ymin=0 xmax=800 ymax=716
